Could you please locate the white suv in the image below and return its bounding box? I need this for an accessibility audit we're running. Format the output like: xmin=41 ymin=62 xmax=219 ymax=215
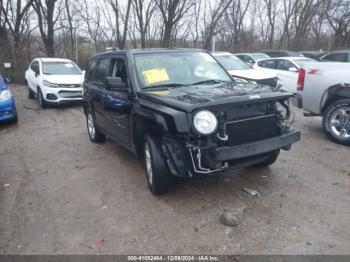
xmin=25 ymin=58 xmax=84 ymax=108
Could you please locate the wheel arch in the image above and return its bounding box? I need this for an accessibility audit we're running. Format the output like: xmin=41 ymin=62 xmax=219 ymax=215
xmin=321 ymin=83 xmax=350 ymax=114
xmin=132 ymin=113 xmax=168 ymax=158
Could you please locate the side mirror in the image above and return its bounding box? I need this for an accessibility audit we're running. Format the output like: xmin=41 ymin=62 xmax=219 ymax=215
xmin=106 ymin=77 xmax=127 ymax=90
xmin=35 ymin=70 xmax=40 ymax=77
xmin=289 ymin=67 xmax=298 ymax=72
xmin=4 ymin=77 xmax=10 ymax=84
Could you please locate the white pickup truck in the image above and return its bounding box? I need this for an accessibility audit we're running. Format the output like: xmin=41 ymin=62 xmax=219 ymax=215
xmin=294 ymin=62 xmax=350 ymax=145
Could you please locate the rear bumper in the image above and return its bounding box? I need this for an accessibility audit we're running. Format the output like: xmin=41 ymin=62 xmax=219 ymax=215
xmin=215 ymin=129 xmax=300 ymax=161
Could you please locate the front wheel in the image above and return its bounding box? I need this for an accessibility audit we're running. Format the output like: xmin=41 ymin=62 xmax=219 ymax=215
xmin=323 ymin=99 xmax=350 ymax=146
xmin=86 ymin=111 xmax=105 ymax=143
xmin=27 ymin=83 xmax=35 ymax=99
xmin=144 ymin=134 xmax=174 ymax=195
xmin=252 ymin=150 xmax=280 ymax=167
xmin=37 ymin=88 xmax=47 ymax=109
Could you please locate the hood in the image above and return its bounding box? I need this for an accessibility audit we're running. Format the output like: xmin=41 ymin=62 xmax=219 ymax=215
xmin=138 ymin=82 xmax=291 ymax=113
xmin=42 ymin=74 xmax=84 ymax=85
xmin=228 ymin=68 xmax=277 ymax=80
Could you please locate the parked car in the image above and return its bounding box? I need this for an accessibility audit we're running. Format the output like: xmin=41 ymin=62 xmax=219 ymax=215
xmin=254 ymin=57 xmax=315 ymax=93
xmin=0 ymin=75 xmax=17 ymax=123
xmin=294 ymin=62 xmax=350 ymax=146
xmin=83 ymin=49 xmax=300 ymax=195
xmin=25 ymin=58 xmax=84 ymax=108
xmin=300 ymin=51 xmax=325 ymax=60
xmin=319 ymin=50 xmax=350 ymax=63
xmin=212 ymin=52 xmax=280 ymax=88
xmin=261 ymin=50 xmax=304 ymax=58
xmin=234 ymin=52 xmax=270 ymax=66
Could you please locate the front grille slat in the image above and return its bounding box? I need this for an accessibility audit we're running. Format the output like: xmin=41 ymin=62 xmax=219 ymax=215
xmin=225 ymin=114 xmax=279 ymax=146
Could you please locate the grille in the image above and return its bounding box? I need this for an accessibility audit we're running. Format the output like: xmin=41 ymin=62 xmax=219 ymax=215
xmin=256 ymin=78 xmax=277 ymax=87
xmin=225 ymin=114 xmax=279 ymax=146
xmin=59 ymin=84 xmax=82 ymax=88
xmin=58 ymin=90 xmax=82 ymax=98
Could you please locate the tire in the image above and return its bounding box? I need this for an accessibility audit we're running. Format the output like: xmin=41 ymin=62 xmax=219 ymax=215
xmin=144 ymin=134 xmax=174 ymax=195
xmin=252 ymin=150 xmax=280 ymax=167
xmin=37 ymin=88 xmax=47 ymax=109
xmin=86 ymin=111 xmax=105 ymax=143
xmin=27 ymin=82 xmax=35 ymax=99
xmin=322 ymin=99 xmax=350 ymax=146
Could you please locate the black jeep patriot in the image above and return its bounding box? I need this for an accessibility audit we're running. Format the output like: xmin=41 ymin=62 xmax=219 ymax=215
xmin=83 ymin=49 xmax=300 ymax=195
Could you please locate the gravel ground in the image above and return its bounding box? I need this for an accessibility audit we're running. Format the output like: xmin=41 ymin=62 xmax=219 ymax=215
xmin=0 ymin=85 xmax=349 ymax=255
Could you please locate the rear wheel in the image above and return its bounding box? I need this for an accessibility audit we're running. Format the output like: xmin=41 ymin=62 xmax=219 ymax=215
xmin=323 ymin=99 xmax=350 ymax=146
xmin=37 ymin=88 xmax=47 ymax=109
xmin=144 ymin=134 xmax=174 ymax=195
xmin=86 ymin=111 xmax=105 ymax=143
xmin=252 ymin=150 xmax=280 ymax=167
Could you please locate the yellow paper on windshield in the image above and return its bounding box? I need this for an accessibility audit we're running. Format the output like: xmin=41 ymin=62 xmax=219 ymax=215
xmin=142 ymin=68 xmax=169 ymax=85
xmin=149 ymin=90 xmax=171 ymax=96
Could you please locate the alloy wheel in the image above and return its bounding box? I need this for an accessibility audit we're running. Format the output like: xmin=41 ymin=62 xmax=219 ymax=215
xmin=330 ymin=106 xmax=350 ymax=140
xmin=144 ymin=143 xmax=153 ymax=185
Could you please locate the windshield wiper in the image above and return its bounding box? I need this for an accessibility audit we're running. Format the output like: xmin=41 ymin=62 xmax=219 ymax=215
xmin=192 ymin=79 xmax=227 ymax=86
xmin=147 ymin=83 xmax=188 ymax=89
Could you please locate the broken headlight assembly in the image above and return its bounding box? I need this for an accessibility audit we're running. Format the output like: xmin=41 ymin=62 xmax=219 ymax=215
xmin=193 ymin=110 xmax=218 ymax=135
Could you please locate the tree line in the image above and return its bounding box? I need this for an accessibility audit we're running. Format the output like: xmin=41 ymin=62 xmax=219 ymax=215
xmin=0 ymin=0 xmax=349 ymax=81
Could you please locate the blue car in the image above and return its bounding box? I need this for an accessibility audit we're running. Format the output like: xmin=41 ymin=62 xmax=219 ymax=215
xmin=0 ymin=76 xmax=17 ymax=123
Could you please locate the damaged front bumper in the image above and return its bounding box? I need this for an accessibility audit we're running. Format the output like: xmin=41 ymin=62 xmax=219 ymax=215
xmin=214 ymin=129 xmax=300 ymax=161
xmin=163 ymin=129 xmax=301 ymax=177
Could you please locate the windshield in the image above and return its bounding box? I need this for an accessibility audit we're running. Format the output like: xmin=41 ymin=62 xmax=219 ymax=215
xmin=133 ymin=52 xmax=231 ymax=88
xmin=252 ymin=53 xmax=269 ymax=60
xmin=215 ymin=55 xmax=250 ymax=70
xmin=42 ymin=62 xmax=82 ymax=75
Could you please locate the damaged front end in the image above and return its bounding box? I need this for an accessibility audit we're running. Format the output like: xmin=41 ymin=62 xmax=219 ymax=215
xmin=161 ymin=89 xmax=300 ymax=177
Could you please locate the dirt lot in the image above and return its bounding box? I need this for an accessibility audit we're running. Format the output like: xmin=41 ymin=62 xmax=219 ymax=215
xmin=0 ymin=85 xmax=349 ymax=255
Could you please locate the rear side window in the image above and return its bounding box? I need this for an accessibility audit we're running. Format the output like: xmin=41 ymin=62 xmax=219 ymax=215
xmin=94 ymin=58 xmax=110 ymax=83
xmin=258 ymin=60 xmax=277 ymax=69
xmin=86 ymin=59 xmax=97 ymax=81
xmin=276 ymin=60 xmax=296 ymax=71
xmin=323 ymin=52 xmax=349 ymax=62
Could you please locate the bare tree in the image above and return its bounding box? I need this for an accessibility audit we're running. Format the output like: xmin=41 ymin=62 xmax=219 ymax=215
xmin=326 ymin=0 xmax=350 ymax=48
xmin=0 ymin=0 xmax=34 ymax=48
xmin=203 ymin=0 xmax=233 ymax=50
xmin=132 ymin=0 xmax=156 ymax=48
xmin=291 ymin=0 xmax=324 ymax=50
xmin=156 ymin=0 xmax=195 ymax=48
xmin=33 ymin=0 xmax=63 ymax=56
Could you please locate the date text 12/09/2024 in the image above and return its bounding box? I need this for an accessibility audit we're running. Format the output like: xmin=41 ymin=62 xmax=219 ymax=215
xmin=127 ymin=256 xmax=219 ymax=261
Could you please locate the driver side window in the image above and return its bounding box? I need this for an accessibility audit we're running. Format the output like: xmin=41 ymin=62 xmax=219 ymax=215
xmin=110 ymin=58 xmax=128 ymax=84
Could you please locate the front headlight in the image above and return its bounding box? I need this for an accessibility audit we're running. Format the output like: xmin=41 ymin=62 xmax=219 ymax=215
xmin=0 ymin=89 xmax=12 ymax=102
xmin=193 ymin=110 xmax=218 ymax=135
xmin=42 ymin=80 xmax=59 ymax=88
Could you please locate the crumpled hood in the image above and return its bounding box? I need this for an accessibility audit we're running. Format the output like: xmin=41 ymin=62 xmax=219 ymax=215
xmin=228 ymin=68 xmax=277 ymax=80
xmin=138 ymin=81 xmax=289 ymax=113
xmin=41 ymin=74 xmax=84 ymax=85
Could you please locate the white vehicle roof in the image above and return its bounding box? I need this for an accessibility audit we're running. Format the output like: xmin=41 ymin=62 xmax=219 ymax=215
xmin=212 ymin=51 xmax=234 ymax=56
xmin=260 ymin=56 xmax=313 ymax=61
xmin=37 ymin=58 xmax=75 ymax=63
